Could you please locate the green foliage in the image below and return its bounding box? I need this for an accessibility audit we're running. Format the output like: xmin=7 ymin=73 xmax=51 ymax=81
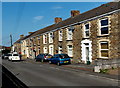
xmin=100 ymin=69 xmax=108 ymax=73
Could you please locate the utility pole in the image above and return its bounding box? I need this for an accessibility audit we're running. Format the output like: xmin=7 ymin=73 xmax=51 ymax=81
xmin=10 ymin=34 xmax=12 ymax=47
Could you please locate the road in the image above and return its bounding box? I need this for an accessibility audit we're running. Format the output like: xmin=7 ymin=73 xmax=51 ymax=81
xmin=2 ymin=59 xmax=119 ymax=87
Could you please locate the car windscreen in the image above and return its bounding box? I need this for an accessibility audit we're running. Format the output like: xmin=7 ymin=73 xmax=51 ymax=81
xmin=8 ymin=54 xmax=12 ymax=56
xmin=13 ymin=54 xmax=19 ymax=56
xmin=59 ymin=54 xmax=69 ymax=58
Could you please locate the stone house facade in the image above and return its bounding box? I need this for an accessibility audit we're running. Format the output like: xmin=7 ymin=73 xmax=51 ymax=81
xmin=13 ymin=2 xmax=120 ymax=64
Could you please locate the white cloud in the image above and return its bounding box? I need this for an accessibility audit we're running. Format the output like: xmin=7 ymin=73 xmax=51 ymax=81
xmin=33 ymin=16 xmax=44 ymax=22
xmin=52 ymin=6 xmax=63 ymax=9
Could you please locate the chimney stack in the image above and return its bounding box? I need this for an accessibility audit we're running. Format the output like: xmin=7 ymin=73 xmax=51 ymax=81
xmin=71 ymin=10 xmax=80 ymax=17
xmin=28 ymin=32 xmax=33 ymax=35
xmin=54 ymin=17 xmax=62 ymax=24
xmin=20 ymin=35 xmax=24 ymax=38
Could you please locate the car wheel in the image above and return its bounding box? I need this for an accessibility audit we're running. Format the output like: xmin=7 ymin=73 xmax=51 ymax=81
xmin=49 ymin=61 xmax=52 ymax=64
xmin=57 ymin=62 xmax=61 ymax=66
xmin=41 ymin=59 xmax=44 ymax=63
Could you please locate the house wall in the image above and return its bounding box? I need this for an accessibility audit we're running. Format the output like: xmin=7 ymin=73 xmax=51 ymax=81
xmin=15 ymin=5 xmax=120 ymax=63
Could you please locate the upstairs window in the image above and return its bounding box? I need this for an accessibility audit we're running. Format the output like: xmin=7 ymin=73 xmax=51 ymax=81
xmin=84 ymin=23 xmax=90 ymax=38
xmin=37 ymin=37 xmax=40 ymax=45
xmin=43 ymin=34 xmax=47 ymax=44
xmin=100 ymin=41 xmax=109 ymax=58
xmin=49 ymin=32 xmax=53 ymax=43
xmin=99 ymin=18 xmax=109 ymax=35
xmin=59 ymin=30 xmax=63 ymax=41
xmin=67 ymin=28 xmax=73 ymax=40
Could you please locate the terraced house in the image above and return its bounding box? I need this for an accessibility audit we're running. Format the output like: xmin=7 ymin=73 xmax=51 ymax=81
xmin=13 ymin=2 xmax=120 ymax=65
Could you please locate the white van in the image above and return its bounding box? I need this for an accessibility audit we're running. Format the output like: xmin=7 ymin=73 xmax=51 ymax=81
xmin=9 ymin=53 xmax=20 ymax=61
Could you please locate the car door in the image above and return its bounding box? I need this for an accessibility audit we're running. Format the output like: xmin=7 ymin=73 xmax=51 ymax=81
xmin=54 ymin=54 xmax=60 ymax=63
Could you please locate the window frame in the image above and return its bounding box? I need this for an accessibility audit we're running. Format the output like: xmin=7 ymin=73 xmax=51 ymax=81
xmin=43 ymin=34 xmax=47 ymax=44
xmin=59 ymin=30 xmax=63 ymax=41
xmin=99 ymin=18 xmax=109 ymax=36
xmin=99 ymin=41 xmax=109 ymax=58
xmin=49 ymin=32 xmax=53 ymax=43
xmin=66 ymin=28 xmax=73 ymax=40
xmin=83 ymin=23 xmax=90 ymax=38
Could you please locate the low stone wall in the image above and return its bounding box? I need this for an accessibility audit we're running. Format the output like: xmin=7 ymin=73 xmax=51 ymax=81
xmin=93 ymin=58 xmax=120 ymax=72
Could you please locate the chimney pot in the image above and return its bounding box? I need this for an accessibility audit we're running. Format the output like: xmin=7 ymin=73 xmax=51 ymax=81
xmin=28 ymin=32 xmax=33 ymax=35
xmin=71 ymin=10 xmax=80 ymax=17
xmin=54 ymin=17 xmax=62 ymax=23
xmin=20 ymin=35 xmax=24 ymax=38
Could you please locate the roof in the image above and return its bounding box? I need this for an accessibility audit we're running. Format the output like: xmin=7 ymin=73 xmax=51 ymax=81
xmin=14 ymin=32 xmax=35 ymax=44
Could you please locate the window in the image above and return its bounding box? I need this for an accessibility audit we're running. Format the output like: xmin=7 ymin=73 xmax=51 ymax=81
xmin=67 ymin=45 xmax=73 ymax=57
xmin=99 ymin=18 xmax=109 ymax=35
xmin=67 ymin=28 xmax=73 ymax=40
xmin=84 ymin=23 xmax=90 ymax=38
xmin=37 ymin=37 xmax=40 ymax=45
xmin=59 ymin=30 xmax=63 ymax=41
xmin=100 ymin=41 xmax=109 ymax=58
xmin=58 ymin=46 xmax=62 ymax=54
xmin=43 ymin=34 xmax=47 ymax=44
xmin=49 ymin=32 xmax=53 ymax=43
xmin=43 ymin=47 xmax=47 ymax=53
xmin=49 ymin=45 xmax=54 ymax=55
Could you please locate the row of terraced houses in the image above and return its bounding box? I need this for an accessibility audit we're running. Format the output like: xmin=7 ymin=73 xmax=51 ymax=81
xmin=12 ymin=2 xmax=120 ymax=65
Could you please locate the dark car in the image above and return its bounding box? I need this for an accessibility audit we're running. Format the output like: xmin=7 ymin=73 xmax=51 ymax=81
xmin=35 ymin=54 xmax=52 ymax=62
xmin=48 ymin=54 xmax=71 ymax=66
xmin=2 ymin=53 xmax=11 ymax=59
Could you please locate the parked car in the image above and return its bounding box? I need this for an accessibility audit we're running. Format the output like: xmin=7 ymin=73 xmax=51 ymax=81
xmin=35 ymin=54 xmax=52 ymax=62
xmin=2 ymin=53 xmax=11 ymax=59
xmin=8 ymin=53 xmax=21 ymax=61
xmin=48 ymin=54 xmax=71 ymax=66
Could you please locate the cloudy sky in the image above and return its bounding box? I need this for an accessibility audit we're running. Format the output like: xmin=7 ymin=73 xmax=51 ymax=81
xmin=2 ymin=2 xmax=107 ymax=46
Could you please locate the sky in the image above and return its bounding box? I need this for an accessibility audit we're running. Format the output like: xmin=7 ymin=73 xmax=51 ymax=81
xmin=2 ymin=2 xmax=107 ymax=46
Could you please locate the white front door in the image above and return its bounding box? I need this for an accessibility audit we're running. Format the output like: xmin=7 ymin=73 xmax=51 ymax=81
xmin=81 ymin=40 xmax=92 ymax=63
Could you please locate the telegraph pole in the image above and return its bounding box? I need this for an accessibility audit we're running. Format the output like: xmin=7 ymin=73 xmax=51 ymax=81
xmin=10 ymin=34 xmax=12 ymax=47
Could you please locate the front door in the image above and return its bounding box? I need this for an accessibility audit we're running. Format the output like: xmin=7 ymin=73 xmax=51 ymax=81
xmin=81 ymin=40 xmax=92 ymax=63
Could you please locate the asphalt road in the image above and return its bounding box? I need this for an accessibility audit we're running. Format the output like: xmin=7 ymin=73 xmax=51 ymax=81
xmin=2 ymin=59 xmax=119 ymax=87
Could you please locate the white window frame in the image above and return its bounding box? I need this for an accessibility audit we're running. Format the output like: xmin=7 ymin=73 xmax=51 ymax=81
xmin=49 ymin=45 xmax=54 ymax=55
xmin=43 ymin=34 xmax=47 ymax=44
xmin=83 ymin=23 xmax=90 ymax=38
xmin=59 ymin=30 xmax=63 ymax=41
xmin=37 ymin=37 xmax=40 ymax=45
xmin=99 ymin=41 xmax=109 ymax=58
xmin=67 ymin=45 xmax=73 ymax=57
xmin=43 ymin=46 xmax=48 ymax=54
xmin=49 ymin=32 xmax=53 ymax=43
xmin=58 ymin=46 xmax=62 ymax=54
xmin=99 ymin=18 xmax=109 ymax=36
xmin=67 ymin=28 xmax=73 ymax=40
